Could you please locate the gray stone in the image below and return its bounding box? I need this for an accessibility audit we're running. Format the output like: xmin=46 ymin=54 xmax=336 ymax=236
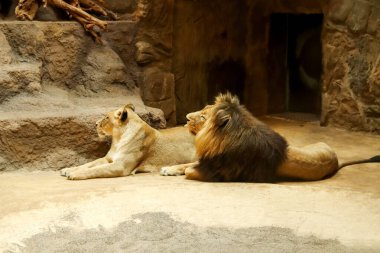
xmin=327 ymin=0 xmax=353 ymax=23
xmin=82 ymin=45 xmax=135 ymax=91
xmin=0 ymin=115 xmax=109 ymax=172
xmin=35 ymin=5 xmax=62 ymax=21
xmin=346 ymin=1 xmax=371 ymax=33
xmin=141 ymin=67 xmax=174 ymax=101
xmin=0 ymin=31 xmax=12 ymax=64
xmin=367 ymin=7 xmax=380 ymax=35
xmin=0 ymin=21 xmax=139 ymax=94
xmin=135 ymin=41 xmax=157 ymax=65
xmin=0 ymin=63 xmax=42 ymax=102
xmin=106 ymin=0 xmax=137 ymax=14
xmin=145 ymin=98 xmax=176 ymax=125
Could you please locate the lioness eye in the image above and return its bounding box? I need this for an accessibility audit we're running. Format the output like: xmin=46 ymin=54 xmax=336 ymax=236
xmin=200 ymin=115 xmax=206 ymax=121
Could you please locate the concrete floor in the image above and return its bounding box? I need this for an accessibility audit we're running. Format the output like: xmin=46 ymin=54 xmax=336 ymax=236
xmin=1 ymin=117 xmax=380 ymax=252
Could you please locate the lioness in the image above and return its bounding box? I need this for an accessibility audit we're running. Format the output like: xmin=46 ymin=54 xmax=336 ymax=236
xmin=161 ymin=93 xmax=380 ymax=182
xmin=61 ymin=104 xmax=196 ymax=180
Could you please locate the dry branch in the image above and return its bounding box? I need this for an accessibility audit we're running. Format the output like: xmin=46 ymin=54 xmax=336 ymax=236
xmin=15 ymin=0 xmax=118 ymax=43
xmin=15 ymin=0 xmax=39 ymax=20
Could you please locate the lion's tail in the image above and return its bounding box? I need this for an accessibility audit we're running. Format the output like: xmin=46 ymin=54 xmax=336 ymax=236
xmin=339 ymin=155 xmax=380 ymax=169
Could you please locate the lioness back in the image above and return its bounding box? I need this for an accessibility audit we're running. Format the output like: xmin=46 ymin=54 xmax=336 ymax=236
xmin=139 ymin=127 xmax=196 ymax=170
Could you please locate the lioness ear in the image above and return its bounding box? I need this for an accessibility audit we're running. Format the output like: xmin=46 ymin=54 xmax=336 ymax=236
xmin=215 ymin=109 xmax=231 ymax=127
xmin=126 ymin=103 xmax=135 ymax=112
xmin=117 ymin=104 xmax=135 ymax=122
xmin=115 ymin=106 xmax=128 ymax=122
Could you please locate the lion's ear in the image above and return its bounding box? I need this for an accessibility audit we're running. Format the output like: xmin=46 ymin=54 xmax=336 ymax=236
xmin=215 ymin=109 xmax=231 ymax=127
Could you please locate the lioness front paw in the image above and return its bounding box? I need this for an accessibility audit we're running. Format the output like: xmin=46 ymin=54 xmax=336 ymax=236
xmin=60 ymin=167 xmax=76 ymax=177
xmin=160 ymin=166 xmax=170 ymax=176
xmin=67 ymin=171 xmax=88 ymax=180
xmin=160 ymin=166 xmax=184 ymax=176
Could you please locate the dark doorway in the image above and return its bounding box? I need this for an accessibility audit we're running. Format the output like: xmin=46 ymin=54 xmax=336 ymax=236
xmin=207 ymin=59 xmax=246 ymax=104
xmin=268 ymin=14 xmax=323 ymax=115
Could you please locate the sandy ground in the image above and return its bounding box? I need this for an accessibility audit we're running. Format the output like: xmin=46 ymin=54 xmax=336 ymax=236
xmin=1 ymin=117 xmax=380 ymax=252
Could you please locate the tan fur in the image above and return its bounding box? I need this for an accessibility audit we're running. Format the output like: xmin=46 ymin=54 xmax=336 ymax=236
xmin=277 ymin=143 xmax=339 ymax=180
xmin=161 ymin=95 xmax=340 ymax=181
xmin=61 ymin=104 xmax=196 ymax=180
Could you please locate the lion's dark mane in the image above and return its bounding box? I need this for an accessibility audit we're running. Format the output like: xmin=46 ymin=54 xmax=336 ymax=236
xmin=195 ymin=94 xmax=288 ymax=183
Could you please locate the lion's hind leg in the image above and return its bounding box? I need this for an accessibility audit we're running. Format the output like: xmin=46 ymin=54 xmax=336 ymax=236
xmin=184 ymin=166 xmax=205 ymax=181
xmin=277 ymin=142 xmax=339 ymax=181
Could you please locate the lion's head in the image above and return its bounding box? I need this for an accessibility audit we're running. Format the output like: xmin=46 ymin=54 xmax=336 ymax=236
xmin=96 ymin=104 xmax=136 ymax=139
xmin=185 ymin=93 xmax=240 ymax=137
xmin=185 ymin=105 xmax=212 ymax=135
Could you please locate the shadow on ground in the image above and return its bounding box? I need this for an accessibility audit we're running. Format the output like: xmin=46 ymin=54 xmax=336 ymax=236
xmin=13 ymin=212 xmax=363 ymax=253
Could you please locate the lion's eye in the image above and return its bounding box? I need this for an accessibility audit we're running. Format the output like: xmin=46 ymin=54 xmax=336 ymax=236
xmin=200 ymin=115 xmax=206 ymax=121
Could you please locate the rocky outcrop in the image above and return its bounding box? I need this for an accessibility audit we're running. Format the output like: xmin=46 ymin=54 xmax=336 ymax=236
xmin=0 ymin=21 xmax=139 ymax=97
xmin=135 ymin=0 xmax=176 ymax=125
xmin=0 ymin=20 xmax=167 ymax=172
xmin=321 ymin=0 xmax=380 ymax=133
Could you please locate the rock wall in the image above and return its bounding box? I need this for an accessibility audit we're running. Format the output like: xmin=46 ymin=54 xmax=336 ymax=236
xmin=173 ymin=0 xmax=379 ymax=133
xmin=135 ymin=0 xmax=177 ymax=125
xmin=321 ymin=0 xmax=380 ymax=133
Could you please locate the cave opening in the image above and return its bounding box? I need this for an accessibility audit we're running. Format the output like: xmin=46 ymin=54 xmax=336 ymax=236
xmin=268 ymin=13 xmax=323 ymax=117
xmin=207 ymin=59 xmax=246 ymax=104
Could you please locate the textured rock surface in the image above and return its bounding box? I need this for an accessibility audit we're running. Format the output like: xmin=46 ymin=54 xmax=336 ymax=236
xmin=0 ymin=21 xmax=138 ymax=99
xmin=135 ymin=0 xmax=176 ymax=125
xmin=0 ymin=18 xmax=176 ymax=124
xmin=321 ymin=0 xmax=380 ymax=133
xmin=0 ymin=20 xmax=167 ymax=171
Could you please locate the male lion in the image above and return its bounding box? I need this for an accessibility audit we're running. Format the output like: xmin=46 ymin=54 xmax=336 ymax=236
xmin=161 ymin=93 xmax=380 ymax=182
xmin=61 ymin=104 xmax=196 ymax=180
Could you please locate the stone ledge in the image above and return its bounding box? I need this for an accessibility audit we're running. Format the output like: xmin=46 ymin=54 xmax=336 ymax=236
xmin=0 ymin=92 xmax=166 ymax=172
xmin=0 ymin=109 xmax=165 ymax=172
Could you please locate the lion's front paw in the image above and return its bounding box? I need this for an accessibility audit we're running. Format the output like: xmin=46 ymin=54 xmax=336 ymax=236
xmin=160 ymin=166 xmax=184 ymax=176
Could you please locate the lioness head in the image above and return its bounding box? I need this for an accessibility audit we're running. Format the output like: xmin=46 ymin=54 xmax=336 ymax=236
xmin=96 ymin=104 xmax=136 ymax=138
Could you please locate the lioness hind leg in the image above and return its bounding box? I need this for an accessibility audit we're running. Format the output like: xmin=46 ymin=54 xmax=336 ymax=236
xmin=160 ymin=162 xmax=198 ymax=176
xmin=60 ymin=157 xmax=109 ymax=177
xmin=67 ymin=162 xmax=126 ymax=180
